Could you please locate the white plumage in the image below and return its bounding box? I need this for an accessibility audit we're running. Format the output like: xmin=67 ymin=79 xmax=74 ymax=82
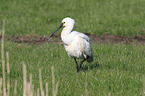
xmin=49 ymin=17 xmax=93 ymax=72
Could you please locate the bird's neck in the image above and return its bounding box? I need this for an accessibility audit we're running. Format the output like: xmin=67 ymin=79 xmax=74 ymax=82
xmin=61 ymin=25 xmax=74 ymax=45
xmin=61 ymin=25 xmax=73 ymax=36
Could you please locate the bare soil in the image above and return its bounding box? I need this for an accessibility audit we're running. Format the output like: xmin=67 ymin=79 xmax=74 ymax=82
xmin=1 ymin=32 xmax=145 ymax=45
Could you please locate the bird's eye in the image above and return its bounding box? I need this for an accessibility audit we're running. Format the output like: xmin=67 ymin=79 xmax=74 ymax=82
xmin=63 ymin=22 xmax=65 ymax=24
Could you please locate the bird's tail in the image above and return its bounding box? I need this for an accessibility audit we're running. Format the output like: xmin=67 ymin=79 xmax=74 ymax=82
xmin=87 ymin=56 xmax=94 ymax=63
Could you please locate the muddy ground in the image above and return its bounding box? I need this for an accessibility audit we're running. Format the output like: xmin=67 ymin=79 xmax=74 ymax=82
xmin=1 ymin=32 xmax=145 ymax=45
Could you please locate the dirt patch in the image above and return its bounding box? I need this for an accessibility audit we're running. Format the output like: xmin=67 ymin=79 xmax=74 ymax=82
xmin=89 ymin=32 xmax=145 ymax=45
xmin=1 ymin=33 xmax=145 ymax=45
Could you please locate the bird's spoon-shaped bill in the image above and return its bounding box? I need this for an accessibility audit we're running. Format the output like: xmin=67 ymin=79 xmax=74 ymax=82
xmin=48 ymin=23 xmax=63 ymax=39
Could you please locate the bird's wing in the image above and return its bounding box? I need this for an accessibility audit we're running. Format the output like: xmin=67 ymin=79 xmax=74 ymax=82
xmin=72 ymin=31 xmax=90 ymax=42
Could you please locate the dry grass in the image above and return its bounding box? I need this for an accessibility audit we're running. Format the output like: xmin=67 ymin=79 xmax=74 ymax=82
xmin=39 ymin=69 xmax=45 ymax=96
xmin=143 ymin=75 xmax=145 ymax=95
xmin=6 ymin=52 xmax=10 ymax=96
xmin=14 ymin=80 xmax=17 ymax=96
xmin=23 ymin=62 xmax=27 ymax=96
xmin=51 ymin=66 xmax=59 ymax=96
xmin=23 ymin=62 xmax=36 ymax=96
xmin=108 ymin=92 xmax=111 ymax=96
xmin=1 ymin=19 xmax=6 ymax=96
xmin=0 ymin=78 xmax=2 ymax=96
xmin=46 ymin=83 xmax=48 ymax=96
xmin=85 ymin=73 xmax=88 ymax=96
xmin=37 ymin=88 xmax=40 ymax=96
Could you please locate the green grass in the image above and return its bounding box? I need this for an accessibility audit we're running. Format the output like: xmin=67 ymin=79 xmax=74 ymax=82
xmin=0 ymin=0 xmax=145 ymax=36
xmin=0 ymin=41 xmax=144 ymax=95
xmin=0 ymin=0 xmax=145 ymax=96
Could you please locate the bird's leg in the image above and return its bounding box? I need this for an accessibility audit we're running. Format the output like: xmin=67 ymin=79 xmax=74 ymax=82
xmin=79 ymin=59 xmax=86 ymax=71
xmin=74 ymin=58 xmax=79 ymax=72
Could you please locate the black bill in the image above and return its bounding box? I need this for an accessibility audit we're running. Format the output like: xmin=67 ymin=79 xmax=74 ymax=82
xmin=48 ymin=23 xmax=63 ymax=38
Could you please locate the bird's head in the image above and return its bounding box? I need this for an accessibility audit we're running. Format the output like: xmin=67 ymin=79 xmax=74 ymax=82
xmin=49 ymin=17 xmax=75 ymax=38
xmin=62 ymin=17 xmax=75 ymax=27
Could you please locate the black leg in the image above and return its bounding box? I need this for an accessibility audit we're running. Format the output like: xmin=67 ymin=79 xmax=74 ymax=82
xmin=79 ymin=59 xmax=86 ymax=71
xmin=74 ymin=58 xmax=79 ymax=72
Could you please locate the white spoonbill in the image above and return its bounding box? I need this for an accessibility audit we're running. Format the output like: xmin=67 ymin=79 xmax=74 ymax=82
xmin=49 ymin=17 xmax=93 ymax=72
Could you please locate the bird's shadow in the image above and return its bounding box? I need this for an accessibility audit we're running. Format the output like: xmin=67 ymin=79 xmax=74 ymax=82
xmin=81 ymin=62 xmax=100 ymax=72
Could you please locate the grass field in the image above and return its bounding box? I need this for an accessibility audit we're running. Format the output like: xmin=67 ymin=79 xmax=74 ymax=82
xmin=0 ymin=0 xmax=145 ymax=96
xmin=0 ymin=0 xmax=145 ymax=36
xmin=2 ymin=42 xmax=144 ymax=96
